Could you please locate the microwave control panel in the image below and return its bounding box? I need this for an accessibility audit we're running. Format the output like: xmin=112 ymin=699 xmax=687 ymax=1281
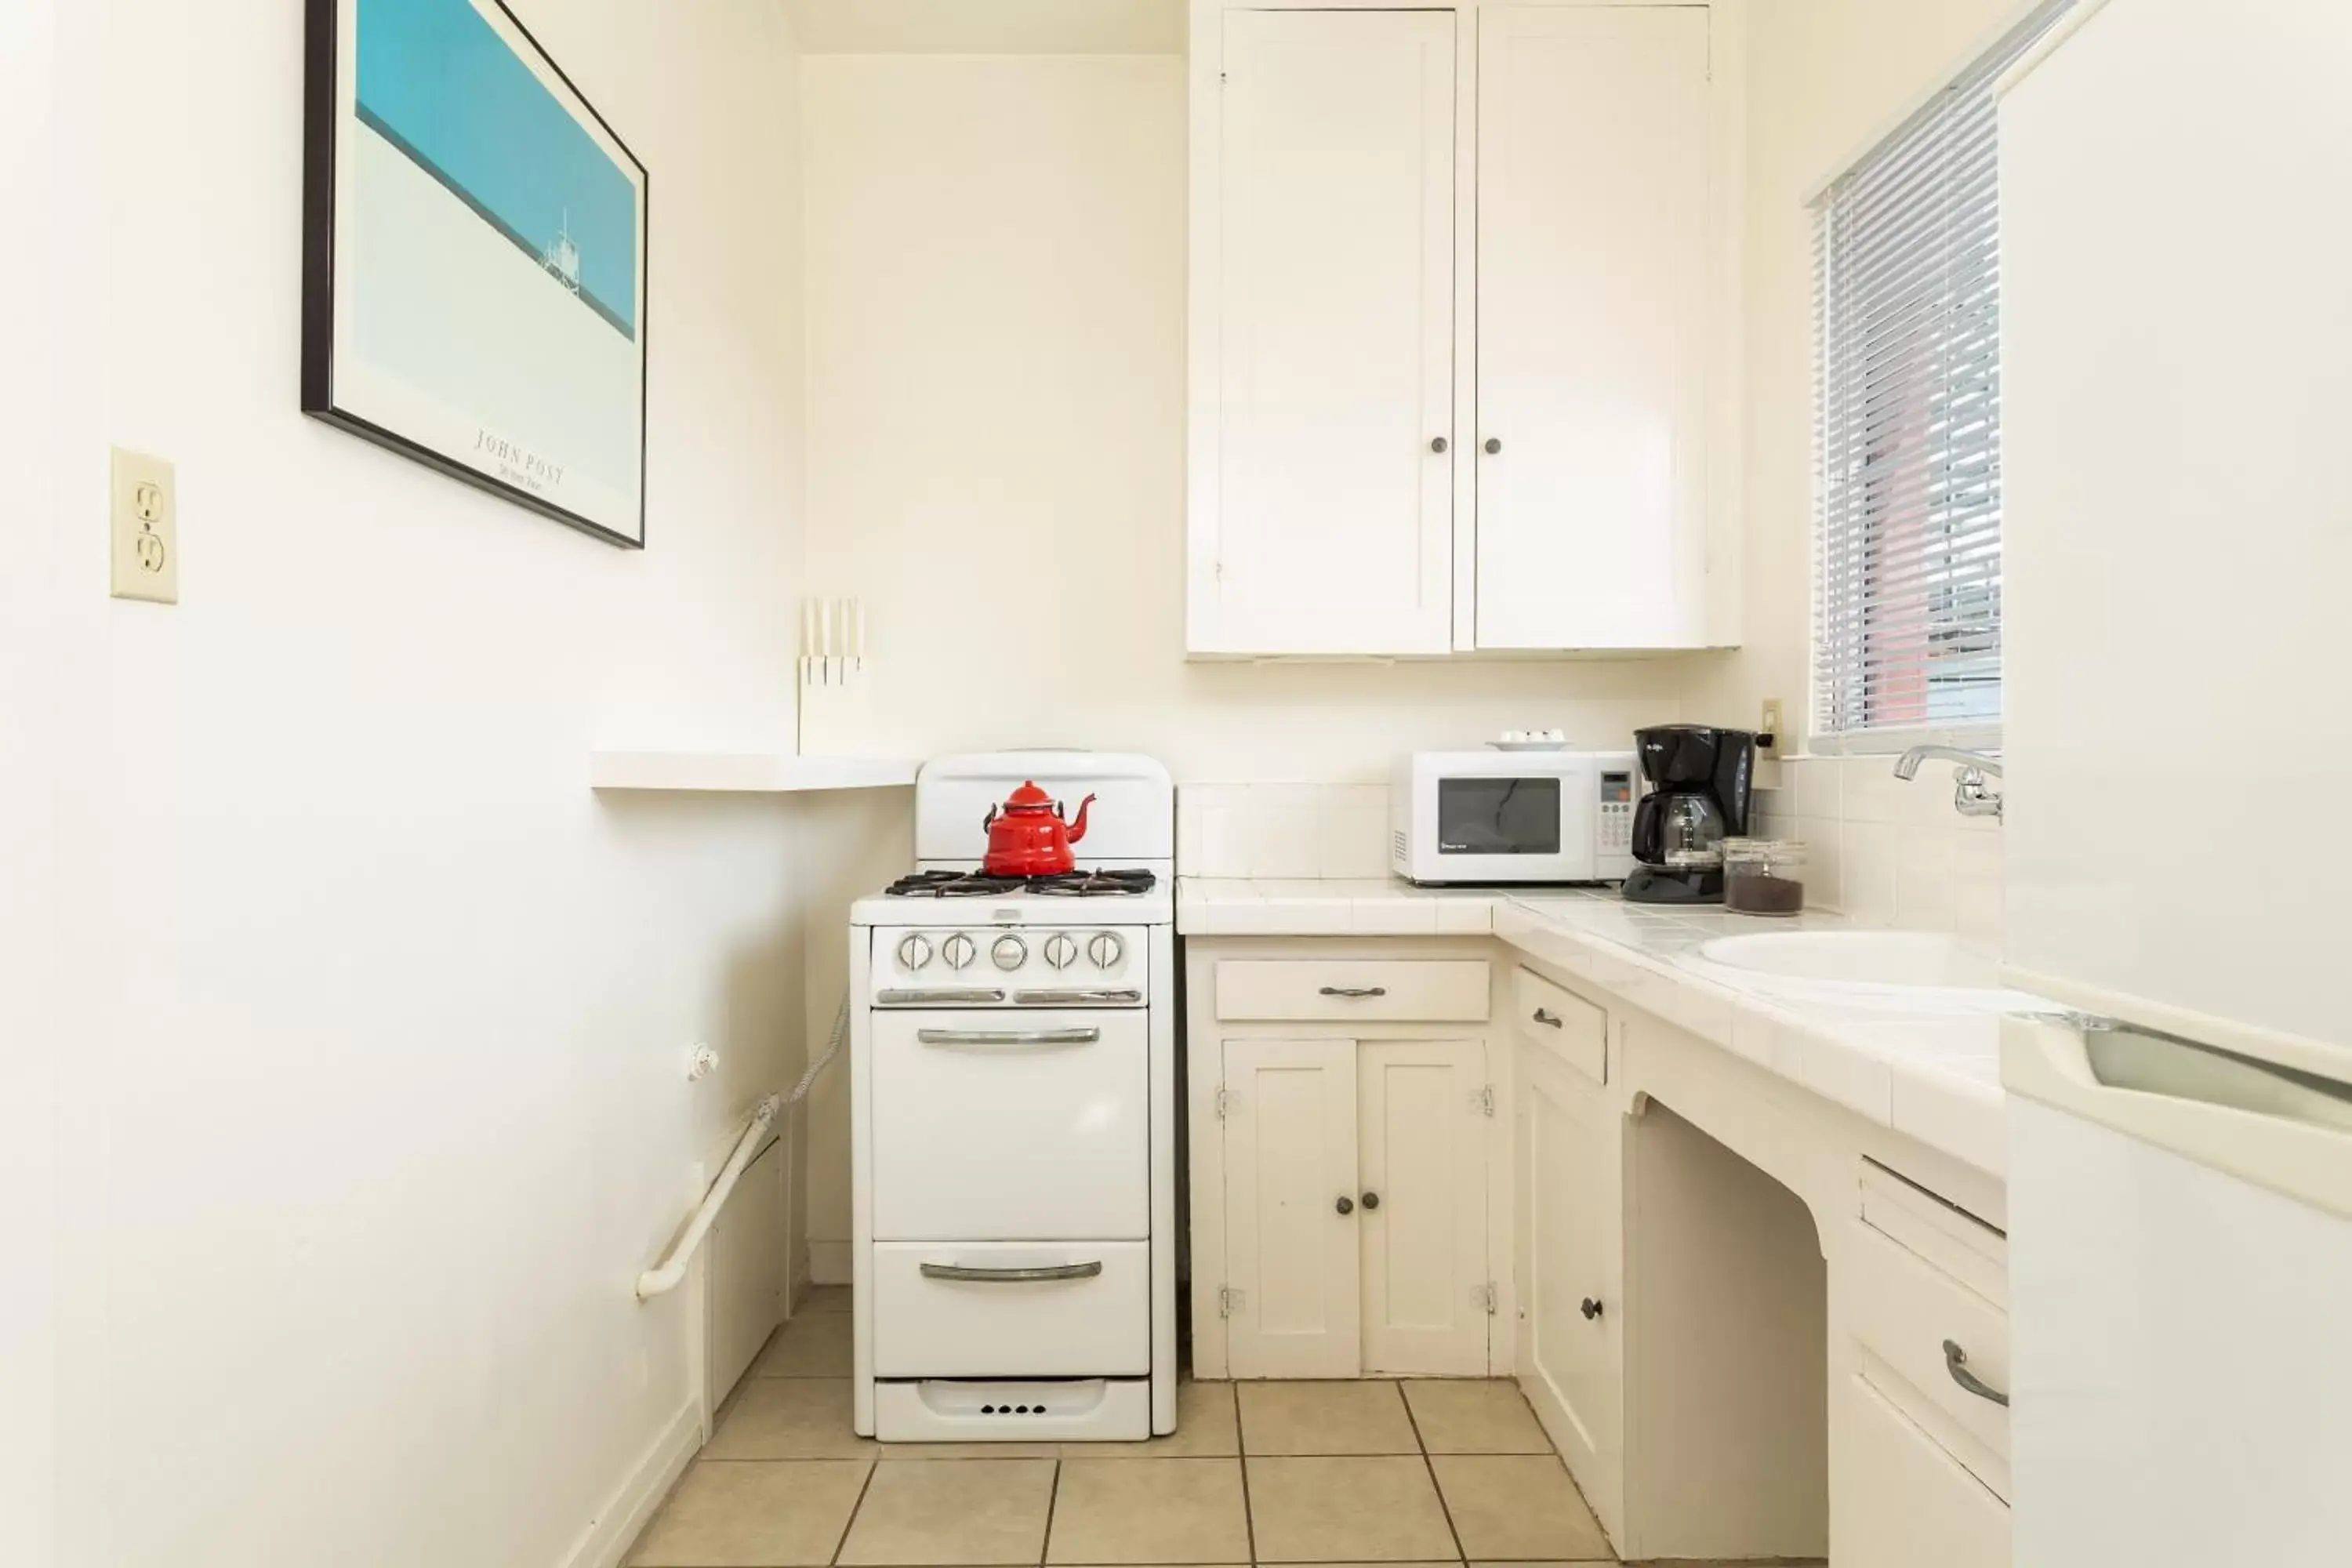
xmin=1599 ymin=771 xmax=1636 ymax=854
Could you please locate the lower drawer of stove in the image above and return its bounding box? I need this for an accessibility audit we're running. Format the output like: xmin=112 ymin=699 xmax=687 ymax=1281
xmin=871 ymin=1240 xmax=1149 ymax=1377
xmin=874 ymin=1377 xmax=1149 ymax=1443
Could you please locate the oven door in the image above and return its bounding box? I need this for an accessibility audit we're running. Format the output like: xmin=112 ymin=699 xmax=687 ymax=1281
xmin=1415 ymin=767 xmax=1596 ymax=883
xmin=871 ymin=1008 xmax=1149 ymax=1241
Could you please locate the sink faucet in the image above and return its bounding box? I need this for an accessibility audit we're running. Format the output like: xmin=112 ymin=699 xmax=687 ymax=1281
xmin=1894 ymin=746 xmax=2004 ymax=820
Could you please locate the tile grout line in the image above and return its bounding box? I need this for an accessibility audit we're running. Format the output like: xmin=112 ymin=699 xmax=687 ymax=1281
xmin=1394 ymin=1384 xmax=1472 ymax=1567
xmin=1233 ymin=1384 xmax=1260 ymax=1568
xmin=1039 ymin=1456 xmax=1061 ymax=1568
xmin=827 ymin=1454 xmax=880 ymax=1567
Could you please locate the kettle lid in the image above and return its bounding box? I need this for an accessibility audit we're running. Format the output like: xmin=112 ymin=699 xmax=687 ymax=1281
xmin=1003 ymin=779 xmax=1054 ymax=808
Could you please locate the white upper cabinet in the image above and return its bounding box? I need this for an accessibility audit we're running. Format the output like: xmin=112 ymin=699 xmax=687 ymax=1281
xmin=1188 ymin=9 xmax=1458 ymax=656
xmin=1186 ymin=1 xmax=1740 ymax=657
xmin=1474 ymin=5 xmax=1715 ymax=650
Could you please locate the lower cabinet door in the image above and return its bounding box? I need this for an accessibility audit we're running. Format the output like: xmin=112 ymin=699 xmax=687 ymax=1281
xmin=1222 ymin=1036 xmax=1361 ymax=1377
xmin=1838 ymin=1375 xmax=2011 ymax=1568
xmin=1359 ymin=1038 xmax=1490 ymax=1375
xmin=1516 ymin=1042 xmax=1621 ymax=1473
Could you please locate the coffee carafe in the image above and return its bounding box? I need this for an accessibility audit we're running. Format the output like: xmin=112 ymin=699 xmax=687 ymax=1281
xmin=1623 ymin=724 xmax=1756 ymax=904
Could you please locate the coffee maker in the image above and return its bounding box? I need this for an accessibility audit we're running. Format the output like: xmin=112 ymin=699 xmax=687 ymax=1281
xmin=1623 ymin=724 xmax=1757 ymax=904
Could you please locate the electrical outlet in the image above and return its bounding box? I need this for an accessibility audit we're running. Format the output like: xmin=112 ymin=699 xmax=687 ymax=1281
xmin=1759 ymin=698 xmax=1785 ymax=755
xmin=109 ymin=447 xmax=178 ymax=604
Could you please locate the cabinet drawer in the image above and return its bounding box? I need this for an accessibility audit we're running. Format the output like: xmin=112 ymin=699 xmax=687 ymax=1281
xmin=1839 ymin=1374 xmax=2009 ymax=1568
xmin=1847 ymin=1221 xmax=2011 ymax=1499
xmin=1512 ymin=966 xmax=1606 ymax=1085
xmin=871 ymin=1241 xmax=1150 ymax=1378
xmin=1214 ymin=960 xmax=1490 ymax=1022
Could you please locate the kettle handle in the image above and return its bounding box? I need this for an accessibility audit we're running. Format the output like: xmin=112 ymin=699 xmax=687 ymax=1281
xmin=983 ymin=805 xmax=999 ymax=830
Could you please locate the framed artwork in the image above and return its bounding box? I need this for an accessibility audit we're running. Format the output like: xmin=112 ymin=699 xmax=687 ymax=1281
xmin=302 ymin=0 xmax=650 ymax=547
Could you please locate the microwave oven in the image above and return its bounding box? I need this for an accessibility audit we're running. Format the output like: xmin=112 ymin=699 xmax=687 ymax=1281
xmin=1389 ymin=750 xmax=1639 ymax=885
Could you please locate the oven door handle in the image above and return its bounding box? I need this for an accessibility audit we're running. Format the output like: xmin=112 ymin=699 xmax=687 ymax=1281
xmin=1011 ymin=988 xmax=1143 ymax=1007
xmin=916 ymin=1026 xmax=1102 ymax=1047
xmin=918 ymin=1261 xmax=1104 ymax=1283
xmin=877 ymin=989 xmax=1008 ymax=1006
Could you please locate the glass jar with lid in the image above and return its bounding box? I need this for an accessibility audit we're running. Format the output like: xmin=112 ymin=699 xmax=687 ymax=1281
xmin=1722 ymin=838 xmax=1808 ymax=916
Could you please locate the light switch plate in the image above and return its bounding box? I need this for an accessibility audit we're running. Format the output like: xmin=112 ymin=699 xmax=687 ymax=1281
xmin=109 ymin=446 xmax=178 ymax=604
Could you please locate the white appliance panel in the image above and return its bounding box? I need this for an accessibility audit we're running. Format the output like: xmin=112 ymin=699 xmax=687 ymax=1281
xmin=1999 ymin=0 xmax=2351 ymax=1047
xmin=871 ymin=1009 xmax=1149 ymax=1240
xmin=870 ymin=1240 xmax=1152 ymax=1378
xmin=873 ymin=1376 xmax=1151 ymax=1444
xmin=2009 ymin=1099 xmax=2352 ymax=1567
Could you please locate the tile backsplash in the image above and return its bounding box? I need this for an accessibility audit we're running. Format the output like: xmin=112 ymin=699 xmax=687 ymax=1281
xmin=1180 ymin=757 xmax=2004 ymax=947
xmin=1753 ymin=754 xmax=2003 ymax=944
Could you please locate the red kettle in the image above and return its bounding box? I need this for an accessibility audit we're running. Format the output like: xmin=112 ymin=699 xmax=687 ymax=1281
xmin=982 ymin=781 xmax=1095 ymax=877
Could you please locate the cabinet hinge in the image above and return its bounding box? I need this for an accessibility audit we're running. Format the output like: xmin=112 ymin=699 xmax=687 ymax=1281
xmin=1475 ymin=1282 xmax=1499 ymax=1316
xmin=1472 ymin=1084 xmax=1496 ymax=1118
xmin=1215 ymin=1086 xmax=1238 ymax=1120
xmin=1218 ymin=1285 xmax=1245 ymax=1318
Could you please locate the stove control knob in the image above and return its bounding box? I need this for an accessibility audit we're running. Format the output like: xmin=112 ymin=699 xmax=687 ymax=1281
xmin=941 ymin=934 xmax=977 ymax=971
xmin=1044 ymin=933 xmax=1080 ymax=970
xmin=991 ymin=935 xmax=1028 ymax=971
xmin=895 ymin=935 xmax=934 ymax=971
xmin=1087 ymin=932 xmax=1124 ymax=971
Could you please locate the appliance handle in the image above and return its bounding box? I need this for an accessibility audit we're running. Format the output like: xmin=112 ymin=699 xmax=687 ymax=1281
xmin=2003 ymin=1012 xmax=2352 ymax=1219
xmin=1011 ymin=989 xmax=1143 ymax=1007
xmin=916 ymin=1026 xmax=1102 ymax=1047
xmin=919 ymin=1261 xmax=1104 ymax=1283
xmin=877 ymin=989 xmax=1007 ymax=1006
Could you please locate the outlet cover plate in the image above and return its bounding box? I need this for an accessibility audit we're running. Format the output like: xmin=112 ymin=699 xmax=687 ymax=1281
xmin=110 ymin=446 xmax=178 ymax=604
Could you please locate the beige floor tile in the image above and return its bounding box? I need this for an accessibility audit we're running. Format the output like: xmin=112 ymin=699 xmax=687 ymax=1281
xmin=1046 ymin=1457 xmax=1251 ymax=1564
xmin=1237 ymin=1380 xmax=1418 ymax=1455
xmin=1245 ymin=1455 xmax=1458 ymax=1563
xmin=629 ymin=1458 xmax=871 ymax=1566
xmin=837 ymin=1458 xmax=1056 ymax=1566
xmin=1433 ymin=1454 xmax=1611 ymax=1561
xmin=753 ymin=1312 xmax=853 ymax=1377
xmin=707 ymin=1378 xmax=876 ymax=1461
xmin=800 ymin=1284 xmax=852 ymax=1314
xmin=1068 ymin=1381 xmax=1240 ymax=1458
xmin=1402 ymin=1380 xmax=1553 ymax=1454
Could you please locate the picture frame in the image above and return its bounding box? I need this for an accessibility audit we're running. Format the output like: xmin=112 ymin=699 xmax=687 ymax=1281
xmin=302 ymin=0 xmax=651 ymax=548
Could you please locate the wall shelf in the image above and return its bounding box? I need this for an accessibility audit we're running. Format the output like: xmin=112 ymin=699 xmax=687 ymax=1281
xmin=589 ymin=750 xmax=918 ymax=794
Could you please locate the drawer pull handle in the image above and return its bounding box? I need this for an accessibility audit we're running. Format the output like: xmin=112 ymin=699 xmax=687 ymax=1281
xmin=920 ymin=1261 xmax=1104 ymax=1283
xmin=1533 ymin=1007 xmax=1564 ymax=1028
xmin=916 ymin=1027 xmax=1101 ymax=1047
xmin=1580 ymin=1297 xmax=1603 ymax=1320
xmin=1319 ymin=985 xmax=1388 ymax=999
xmin=1943 ymin=1339 xmax=2009 ymax=1407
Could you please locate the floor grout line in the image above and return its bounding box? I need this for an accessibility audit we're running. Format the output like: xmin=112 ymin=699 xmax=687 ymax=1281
xmin=826 ymin=1454 xmax=879 ymax=1566
xmin=1396 ymin=1384 xmax=1472 ymax=1567
xmin=1039 ymin=1457 xmax=1062 ymax=1567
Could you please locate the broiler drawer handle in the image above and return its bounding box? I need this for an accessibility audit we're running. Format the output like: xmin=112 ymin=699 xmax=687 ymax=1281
xmin=919 ymin=1261 xmax=1104 ymax=1283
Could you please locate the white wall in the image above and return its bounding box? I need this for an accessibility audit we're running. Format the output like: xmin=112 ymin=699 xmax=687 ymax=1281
xmin=24 ymin=2 xmax=842 ymax=1564
xmin=797 ymin=52 xmax=1690 ymax=786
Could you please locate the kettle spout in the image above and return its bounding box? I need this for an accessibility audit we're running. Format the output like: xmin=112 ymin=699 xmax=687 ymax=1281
xmin=1065 ymin=793 xmax=1096 ymax=844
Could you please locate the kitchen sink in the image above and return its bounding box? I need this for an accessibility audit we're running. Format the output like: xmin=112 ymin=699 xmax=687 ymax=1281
xmin=1679 ymin=931 xmax=2049 ymax=1013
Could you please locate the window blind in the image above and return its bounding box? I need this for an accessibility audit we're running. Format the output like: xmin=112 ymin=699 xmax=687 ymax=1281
xmin=1811 ymin=2 xmax=2071 ymax=741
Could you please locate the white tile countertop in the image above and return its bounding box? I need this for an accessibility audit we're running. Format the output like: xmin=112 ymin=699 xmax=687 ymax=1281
xmin=1178 ymin=877 xmax=2024 ymax=1178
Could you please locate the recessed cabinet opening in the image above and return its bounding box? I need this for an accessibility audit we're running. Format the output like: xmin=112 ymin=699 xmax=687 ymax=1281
xmin=1627 ymin=1102 xmax=1828 ymax=1560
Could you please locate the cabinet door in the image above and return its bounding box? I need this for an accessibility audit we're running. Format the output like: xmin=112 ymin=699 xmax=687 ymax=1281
xmin=1191 ymin=9 xmax=1457 ymax=655
xmin=1837 ymin=1376 xmax=2010 ymax=1568
xmin=1359 ymin=1039 xmax=1490 ymax=1375
xmin=1516 ymin=1041 xmax=1621 ymax=1475
xmin=1222 ymin=1037 xmax=1361 ymax=1378
xmin=1475 ymin=5 xmax=1713 ymax=650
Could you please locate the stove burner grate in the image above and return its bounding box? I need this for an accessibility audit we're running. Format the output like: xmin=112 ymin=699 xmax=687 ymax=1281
xmin=884 ymin=868 xmax=1158 ymax=899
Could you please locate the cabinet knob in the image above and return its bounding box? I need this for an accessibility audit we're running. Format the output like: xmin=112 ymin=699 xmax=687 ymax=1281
xmin=1483 ymin=437 xmax=1502 ymax=455
xmin=1361 ymin=1190 xmax=1380 ymax=1210
xmin=1580 ymin=1297 xmax=1603 ymax=1320
xmin=1335 ymin=1195 xmax=1355 ymax=1216
xmin=1430 ymin=436 xmax=1449 ymax=454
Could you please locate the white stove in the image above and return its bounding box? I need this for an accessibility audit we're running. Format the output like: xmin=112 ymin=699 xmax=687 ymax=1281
xmin=849 ymin=752 xmax=1177 ymax=1443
